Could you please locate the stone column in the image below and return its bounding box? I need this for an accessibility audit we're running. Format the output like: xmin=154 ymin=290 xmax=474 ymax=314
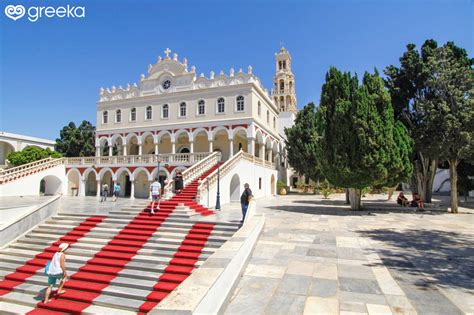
xmin=79 ymin=179 xmax=86 ymax=197
xmin=108 ymin=146 xmax=112 ymax=157
xmin=209 ymin=140 xmax=213 ymax=152
xmin=130 ymin=180 xmax=135 ymax=199
xmin=190 ymin=141 xmax=194 ymax=153
xmin=155 ymin=143 xmax=159 ymax=155
xmin=247 ymin=138 xmax=255 ymax=155
xmin=172 ymin=142 xmax=176 ymax=154
xmin=268 ymin=150 xmax=273 ymax=164
xmin=96 ymin=180 xmax=101 ymax=197
xmin=96 ymin=146 xmax=101 ymax=157
xmin=123 ymin=145 xmax=127 ymax=156
xmin=229 ymin=139 xmax=234 ymax=157
xmin=259 ymin=144 xmax=264 ymax=159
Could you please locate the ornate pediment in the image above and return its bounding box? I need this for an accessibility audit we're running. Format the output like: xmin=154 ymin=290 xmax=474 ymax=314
xmin=98 ymin=48 xmax=271 ymax=102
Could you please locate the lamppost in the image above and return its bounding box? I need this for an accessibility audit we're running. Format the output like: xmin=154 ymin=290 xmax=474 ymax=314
xmin=215 ymin=164 xmax=221 ymax=210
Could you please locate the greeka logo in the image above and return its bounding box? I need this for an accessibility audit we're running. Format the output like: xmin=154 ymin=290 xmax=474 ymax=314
xmin=4 ymin=3 xmax=85 ymax=22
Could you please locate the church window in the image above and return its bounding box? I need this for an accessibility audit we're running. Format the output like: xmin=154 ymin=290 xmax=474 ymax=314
xmin=198 ymin=100 xmax=205 ymax=115
xmin=103 ymin=111 xmax=108 ymax=124
xmin=180 ymin=102 xmax=187 ymax=117
xmin=130 ymin=108 xmax=136 ymax=121
xmin=116 ymin=110 xmax=121 ymax=123
xmin=283 ymin=61 xmax=286 ymax=69
xmin=279 ymin=80 xmax=284 ymax=92
xmin=146 ymin=106 xmax=152 ymax=120
xmin=236 ymin=96 xmax=244 ymax=112
xmin=258 ymin=101 xmax=261 ymax=116
xmin=266 ymin=110 xmax=270 ymax=123
xmin=162 ymin=104 xmax=169 ymax=118
xmin=217 ymin=97 xmax=225 ymax=113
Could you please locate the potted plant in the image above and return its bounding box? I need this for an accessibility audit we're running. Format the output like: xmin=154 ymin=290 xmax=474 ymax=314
xmin=277 ymin=180 xmax=287 ymax=195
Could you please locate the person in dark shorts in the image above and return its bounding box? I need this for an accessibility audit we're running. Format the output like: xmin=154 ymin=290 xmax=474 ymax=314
xmin=150 ymin=179 xmax=161 ymax=215
xmin=411 ymin=193 xmax=424 ymax=209
xmin=43 ymin=243 xmax=69 ymax=304
xmin=174 ymin=171 xmax=183 ymax=194
xmin=240 ymin=183 xmax=253 ymax=223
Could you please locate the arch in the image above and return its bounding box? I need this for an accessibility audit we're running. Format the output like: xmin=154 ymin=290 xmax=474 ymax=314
xmin=84 ymin=170 xmax=98 ymax=196
xmin=171 ymin=166 xmax=187 ymax=178
xmin=233 ymin=128 xmax=248 ymax=153
xmin=151 ymin=167 xmax=171 ymax=182
xmin=126 ymin=133 xmax=140 ymax=155
xmin=142 ymin=132 xmax=155 ymax=154
xmin=116 ymin=167 xmax=132 ymax=197
xmin=98 ymin=167 xmax=114 ymax=180
xmin=213 ymin=128 xmax=230 ymax=160
xmin=82 ymin=168 xmax=98 ymax=181
xmin=134 ymin=168 xmax=151 ymax=198
xmin=115 ymin=167 xmax=132 ymax=181
xmin=39 ymin=175 xmax=62 ymax=196
xmin=230 ymin=173 xmax=240 ymax=202
xmin=0 ymin=140 xmax=16 ymax=165
xmin=67 ymin=168 xmax=81 ymax=196
xmin=212 ymin=126 xmax=230 ymax=139
xmin=111 ymin=134 xmax=124 ymax=156
xmin=194 ymin=128 xmax=210 ymax=153
xmin=156 ymin=130 xmax=172 ymax=143
xmin=174 ymin=129 xmax=192 ymax=141
xmin=271 ymin=174 xmax=276 ymax=195
xmin=132 ymin=167 xmax=151 ymax=181
xmin=97 ymin=136 xmax=109 ymax=147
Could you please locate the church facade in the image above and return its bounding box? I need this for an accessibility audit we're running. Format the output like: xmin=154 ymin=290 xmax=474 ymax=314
xmin=65 ymin=48 xmax=298 ymax=198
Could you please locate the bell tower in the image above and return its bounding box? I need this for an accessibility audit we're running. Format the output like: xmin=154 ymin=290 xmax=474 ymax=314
xmin=272 ymin=47 xmax=297 ymax=113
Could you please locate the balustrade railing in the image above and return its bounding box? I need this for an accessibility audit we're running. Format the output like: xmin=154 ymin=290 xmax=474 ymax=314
xmin=64 ymin=152 xmax=212 ymax=166
xmin=0 ymin=157 xmax=65 ymax=184
xmin=163 ymin=151 xmax=221 ymax=198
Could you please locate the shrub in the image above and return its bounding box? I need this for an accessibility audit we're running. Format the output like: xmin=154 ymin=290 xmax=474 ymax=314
xmin=7 ymin=146 xmax=62 ymax=167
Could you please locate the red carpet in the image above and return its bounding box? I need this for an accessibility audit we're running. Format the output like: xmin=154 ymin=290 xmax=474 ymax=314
xmin=137 ymin=222 xmax=215 ymax=314
xmin=0 ymin=216 xmax=106 ymax=296
xmin=28 ymin=209 xmax=173 ymax=314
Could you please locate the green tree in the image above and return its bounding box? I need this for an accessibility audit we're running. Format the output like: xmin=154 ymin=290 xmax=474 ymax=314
xmin=316 ymin=67 xmax=413 ymax=210
xmin=420 ymin=42 xmax=474 ymax=213
xmin=7 ymin=146 xmax=62 ymax=167
xmin=385 ymin=40 xmax=444 ymax=203
xmin=55 ymin=121 xmax=96 ymax=157
xmin=458 ymin=161 xmax=474 ymax=202
xmin=285 ymin=102 xmax=320 ymax=182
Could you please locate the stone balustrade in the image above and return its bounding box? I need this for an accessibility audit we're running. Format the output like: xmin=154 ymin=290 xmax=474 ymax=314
xmin=163 ymin=151 xmax=221 ymax=198
xmin=0 ymin=157 xmax=65 ymax=184
xmin=64 ymin=152 xmax=212 ymax=167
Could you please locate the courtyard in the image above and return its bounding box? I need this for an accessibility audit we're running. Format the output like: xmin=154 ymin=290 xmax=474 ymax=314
xmin=225 ymin=193 xmax=474 ymax=315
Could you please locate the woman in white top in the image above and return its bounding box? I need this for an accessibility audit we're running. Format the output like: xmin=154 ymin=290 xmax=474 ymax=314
xmin=43 ymin=242 xmax=69 ymax=304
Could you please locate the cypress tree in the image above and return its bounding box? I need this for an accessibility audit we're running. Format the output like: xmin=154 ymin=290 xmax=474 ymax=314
xmin=316 ymin=67 xmax=413 ymax=210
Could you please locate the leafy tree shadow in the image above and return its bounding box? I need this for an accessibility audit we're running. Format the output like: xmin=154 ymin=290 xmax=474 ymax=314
xmin=359 ymin=228 xmax=474 ymax=291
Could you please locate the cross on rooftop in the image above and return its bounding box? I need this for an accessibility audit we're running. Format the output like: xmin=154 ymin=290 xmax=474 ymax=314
xmin=164 ymin=48 xmax=171 ymax=58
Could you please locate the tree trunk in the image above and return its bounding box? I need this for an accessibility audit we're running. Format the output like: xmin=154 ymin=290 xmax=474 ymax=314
xmin=449 ymin=160 xmax=459 ymax=213
xmin=345 ymin=188 xmax=350 ymax=204
xmin=411 ymin=153 xmax=438 ymax=203
xmin=387 ymin=186 xmax=396 ymax=200
xmin=348 ymin=188 xmax=362 ymax=210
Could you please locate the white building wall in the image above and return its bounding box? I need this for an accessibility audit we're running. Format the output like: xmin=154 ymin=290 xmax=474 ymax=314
xmin=199 ymin=159 xmax=278 ymax=209
xmin=0 ymin=165 xmax=67 ymax=197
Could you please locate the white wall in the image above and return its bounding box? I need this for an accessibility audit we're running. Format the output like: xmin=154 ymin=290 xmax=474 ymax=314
xmin=0 ymin=164 xmax=67 ymax=197
xmin=199 ymin=159 xmax=277 ymax=209
xmin=433 ymin=168 xmax=450 ymax=193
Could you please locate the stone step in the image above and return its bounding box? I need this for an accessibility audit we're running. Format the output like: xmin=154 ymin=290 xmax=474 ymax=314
xmin=0 ymin=300 xmax=34 ymax=314
xmin=15 ymin=237 xmax=216 ymax=255
xmin=0 ymin=260 xmax=165 ymax=283
xmin=0 ymin=283 xmax=142 ymax=313
xmin=8 ymin=242 xmax=211 ymax=261
xmin=56 ymin=212 xmax=240 ymax=228
xmin=23 ymin=233 xmax=224 ymax=249
xmin=38 ymin=222 xmax=234 ymax=238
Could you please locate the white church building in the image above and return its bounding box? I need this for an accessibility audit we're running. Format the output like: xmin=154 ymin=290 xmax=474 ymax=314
xmin=62 ymin=47 xmax=298 ymax=201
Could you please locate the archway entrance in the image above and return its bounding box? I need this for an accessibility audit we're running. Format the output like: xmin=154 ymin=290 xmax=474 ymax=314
xmin=67 ymin=170 xmax=80 ymax=196
xmin=0 ymin=141 xmax=15 ymax=165
xmin=39 ymin=175 xmax=62 ymax=195
xmin=117 ymin=170 xmax=132 ymax=197
xmin=134 ymin=170 xmax=150 ymax=199
xmin=230 ymin=173 xmax=240 ymax=202
xmin=85 ymin=171 xmax=97 ymax=196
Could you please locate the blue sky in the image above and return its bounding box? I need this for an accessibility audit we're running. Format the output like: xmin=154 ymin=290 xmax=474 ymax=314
xmin=1 ymin=0 xmax=472 ymax=140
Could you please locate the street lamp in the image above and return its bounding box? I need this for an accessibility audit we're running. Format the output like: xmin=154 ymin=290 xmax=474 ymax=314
xmin=215 ymin=164 xmax=221 ymax=210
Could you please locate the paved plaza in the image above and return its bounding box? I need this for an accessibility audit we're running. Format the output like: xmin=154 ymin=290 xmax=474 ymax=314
xmin=225 ymin=193 xmax=474 ymax=315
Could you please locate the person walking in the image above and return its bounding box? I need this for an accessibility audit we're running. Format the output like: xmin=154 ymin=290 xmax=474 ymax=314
xmin=113 ymin=182 xmax=121 ymax=202
xmin=100 ymin=183 xmax=109 ymax=202
xmin=150 ymin=178 xmax=161 ymax=215
xmin=240 ymin=183 xmax=253 ymax=223
xmin=174 ymin=171 xmax=183 ymax=194
xmin=43 ymin=243 xmax=69 ymax=304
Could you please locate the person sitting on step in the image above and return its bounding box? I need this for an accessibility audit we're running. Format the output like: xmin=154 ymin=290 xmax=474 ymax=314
xmin=397 ymin=192 xmax=409 ymax=207
xmin=410 ymin=192 xmax=425 ymax=209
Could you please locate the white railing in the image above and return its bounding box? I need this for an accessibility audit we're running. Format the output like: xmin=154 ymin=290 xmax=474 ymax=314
xmin=0 ymin=157 xmax=65 ymax=184
xmin=64 ymin=152 xmax=212 ymax=166
xmin=163 ymin=151 xmax=222 ymax=198
xmin=196 ymin=151 xmax=276 ymax=204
